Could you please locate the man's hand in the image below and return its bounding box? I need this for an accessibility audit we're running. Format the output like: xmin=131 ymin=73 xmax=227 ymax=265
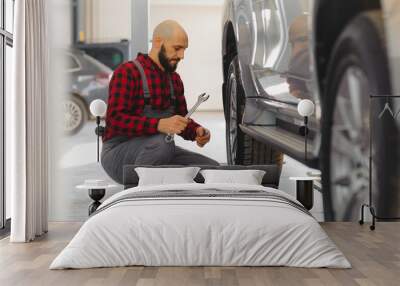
xmin=157 ymin=115 xmax=189 ymax=134
xmin=195 ymin=127 xmax=211 ymax=147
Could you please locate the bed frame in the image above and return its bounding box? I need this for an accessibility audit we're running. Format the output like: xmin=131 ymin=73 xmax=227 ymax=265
xmin=122 ymin=164 xmax=282 ymax=189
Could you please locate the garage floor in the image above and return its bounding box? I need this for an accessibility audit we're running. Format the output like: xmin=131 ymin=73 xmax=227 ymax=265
xmin=52 ymin=111 xmax=323 ymax=222
xmin=1 ymin=222 xmax=399 ymax=286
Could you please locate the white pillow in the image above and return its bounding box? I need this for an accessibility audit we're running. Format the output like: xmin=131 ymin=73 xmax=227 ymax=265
xmin=200 ymin=169 xmax=266 ymax=185
xmin=135 ymin=167 xmax=200 ymax=186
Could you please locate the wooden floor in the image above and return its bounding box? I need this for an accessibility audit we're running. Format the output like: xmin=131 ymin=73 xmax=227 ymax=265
xmin=0 ymin=222 xmax=399 ymax=286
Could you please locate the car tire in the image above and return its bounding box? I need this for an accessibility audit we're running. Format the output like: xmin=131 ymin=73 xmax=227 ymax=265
xmin=64 ymin=94 xmax=88 ymax=135
xmin=321 ymin=11 xmax=399 ymax=221
xmin=225 ymin=56 xmax=283 ymax=167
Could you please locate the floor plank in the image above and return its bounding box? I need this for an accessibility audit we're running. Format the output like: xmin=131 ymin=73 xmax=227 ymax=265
xmin=0 ymin=222 xmax=399 ymax=286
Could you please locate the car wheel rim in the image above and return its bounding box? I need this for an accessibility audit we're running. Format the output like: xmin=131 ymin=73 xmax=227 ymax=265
xmin=330 ymin=66 xmax=370 ymax=220
xmin=229 ymin=74 xmax=238 ymax=164
xmin=64 ymin=99 xmax=83 ymax=132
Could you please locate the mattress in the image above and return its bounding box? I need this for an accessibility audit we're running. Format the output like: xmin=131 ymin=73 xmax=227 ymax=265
xmin=50 ymin=183 xmax=351 ymax=269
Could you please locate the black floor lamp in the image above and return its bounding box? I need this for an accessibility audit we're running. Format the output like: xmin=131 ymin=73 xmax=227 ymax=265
xmin=89 ymin=99 xmax=107 ymax=162
xmin=297 ymin=99 xmax=315 ymax=162
xmin=291 ymin=100 xmax=316 ymax=211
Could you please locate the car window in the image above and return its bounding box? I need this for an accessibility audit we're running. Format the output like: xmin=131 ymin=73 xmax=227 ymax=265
xmin=83 ymin=48 xmax=124 ymax=70
xmin=66 ymin=54 xmax=81 ymax=72
xmin=83 ymin=53 xmax=113 ymax=73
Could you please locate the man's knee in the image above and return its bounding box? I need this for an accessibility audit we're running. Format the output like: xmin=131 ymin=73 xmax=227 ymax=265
xmin=207 ymin=158 xmax=220 ymax=166
xmin=198 ymin=156 xmax=219 ymax=166
xmin=135 ymin=134 xmax=175 ymax=165
xmin=172 ymin=146 xmax=220 ymax=166
xmin=101 ymin=150 xmax=124 ymax=184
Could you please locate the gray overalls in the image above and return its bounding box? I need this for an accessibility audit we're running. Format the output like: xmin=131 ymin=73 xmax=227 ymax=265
xmin=101 ymin=59 xmax=219 ymax=184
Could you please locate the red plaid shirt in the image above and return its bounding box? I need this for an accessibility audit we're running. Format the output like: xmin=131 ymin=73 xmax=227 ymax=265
xmin=103 ymin=53 xmax=201 ymax=142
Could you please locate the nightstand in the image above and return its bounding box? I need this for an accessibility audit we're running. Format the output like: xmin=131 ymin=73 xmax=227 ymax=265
xmin=289 ymin=176 xmax=320 ymax=210
xmin=76 ymin=180 xmax=118 ymax=215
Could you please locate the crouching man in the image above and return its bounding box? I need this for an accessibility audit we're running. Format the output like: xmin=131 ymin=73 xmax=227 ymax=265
xmin=101 ymin=20 xmax=219 ymax=184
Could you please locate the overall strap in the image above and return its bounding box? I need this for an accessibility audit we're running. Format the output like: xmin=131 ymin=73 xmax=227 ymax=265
xmin=132 ymin=59 xmax=150 ymax=100
xmin=167 ymin=75 xmax=175 ymax=101
xmin=133 ymin=59 xmax=175 ymax=104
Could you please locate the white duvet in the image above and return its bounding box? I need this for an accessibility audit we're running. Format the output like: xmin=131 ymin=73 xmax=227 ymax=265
xmin=50 ymin=183 xmax=351 ymax=269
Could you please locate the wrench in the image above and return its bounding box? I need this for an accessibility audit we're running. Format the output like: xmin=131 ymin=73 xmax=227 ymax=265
xmin=165 ymin=93 xmax=210 ymax=143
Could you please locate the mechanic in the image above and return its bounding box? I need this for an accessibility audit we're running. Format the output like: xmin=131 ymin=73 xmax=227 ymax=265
xmin=101 ymin=20 xmax=219 ymax=184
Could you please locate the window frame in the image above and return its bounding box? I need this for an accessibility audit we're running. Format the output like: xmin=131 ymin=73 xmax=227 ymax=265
xmin=0 ymin=0 xmax=14 ymax=235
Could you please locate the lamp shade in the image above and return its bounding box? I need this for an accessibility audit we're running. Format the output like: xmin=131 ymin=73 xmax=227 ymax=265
xmin=90 ymin=99 xmax=107 ymax=117
xmin=297 ymin=99 xmax=315 ymax=117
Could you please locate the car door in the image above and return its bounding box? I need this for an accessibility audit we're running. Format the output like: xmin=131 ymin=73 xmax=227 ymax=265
xmin=249 ymin=0 xmax=318 ymax=127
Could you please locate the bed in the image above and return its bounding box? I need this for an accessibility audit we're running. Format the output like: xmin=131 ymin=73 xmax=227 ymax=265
xmin=49 ymin=165 xmax=350 ymax=269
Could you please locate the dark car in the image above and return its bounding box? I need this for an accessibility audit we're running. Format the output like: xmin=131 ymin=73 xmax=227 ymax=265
xmin=74 ymin=40 xmax=131 ymax=70
xmin=65 ymin=49 xmax=113 ymax=135
xmin=222 ymin=0 xmax=400 ymax=221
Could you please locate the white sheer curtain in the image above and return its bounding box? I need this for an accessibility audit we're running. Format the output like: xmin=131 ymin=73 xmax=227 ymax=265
xmin=9 ymin=0 xmax=49 ymax=242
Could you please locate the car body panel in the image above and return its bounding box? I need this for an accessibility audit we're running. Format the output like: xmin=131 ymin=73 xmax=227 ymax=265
xmin=222 ymin=0 xmax=400 ymax=163
xmin=222 ymin=0 xmax=320 ymax=158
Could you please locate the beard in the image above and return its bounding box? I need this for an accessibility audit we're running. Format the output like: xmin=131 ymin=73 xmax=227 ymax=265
xmin=158 ymin=45 xmax=179 ymax=73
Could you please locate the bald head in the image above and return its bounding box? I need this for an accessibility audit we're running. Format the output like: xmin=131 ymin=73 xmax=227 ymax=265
xmin=149 ymin=20 xmax=189 ymax=72
xmin=152 ymin=20 xmax=188 ymax=42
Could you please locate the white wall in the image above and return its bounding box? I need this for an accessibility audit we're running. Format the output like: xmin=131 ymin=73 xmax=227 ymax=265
xmin=85 ymin=0 xmax=131 ymax=43
xmin=5 ymin=50 xmax=12 ymax=219
xmin=150 ymin=4 xmax=223 ymax=110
